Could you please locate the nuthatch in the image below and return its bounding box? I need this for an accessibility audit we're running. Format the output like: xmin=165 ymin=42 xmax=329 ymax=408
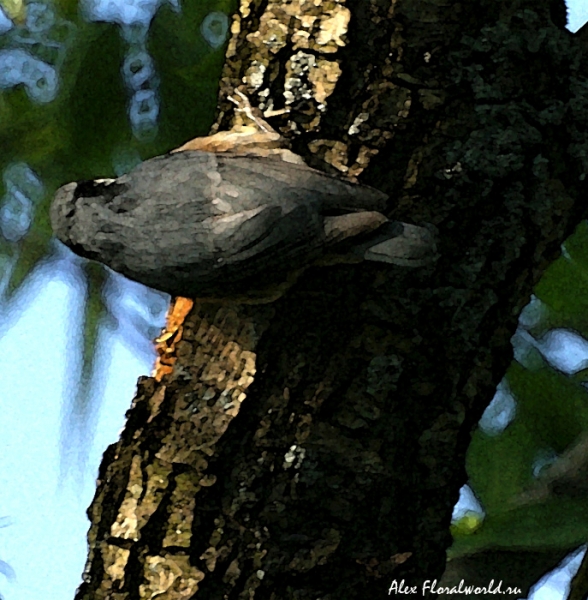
xmin=50 ymin=92 xmax=437 ymax=301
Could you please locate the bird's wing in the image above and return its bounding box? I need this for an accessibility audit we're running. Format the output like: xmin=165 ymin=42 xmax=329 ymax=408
xmin=213 ymin=153 xmax=389 ymax=214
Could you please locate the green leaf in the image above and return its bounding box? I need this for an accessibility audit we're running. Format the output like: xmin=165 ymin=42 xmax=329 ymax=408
xmin=450 ymin=497 xmax=588 ymax=558
xmin=0 ymin=0 xmax=25 ymax=23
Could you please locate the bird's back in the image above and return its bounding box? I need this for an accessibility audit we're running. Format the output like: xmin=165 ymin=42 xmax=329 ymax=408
xmin=51 ymin=151 xmax=389 ymax=298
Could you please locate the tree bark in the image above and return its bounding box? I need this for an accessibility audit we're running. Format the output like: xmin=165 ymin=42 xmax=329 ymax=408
xmin=75 ymin=0 xmax=588 ymax=598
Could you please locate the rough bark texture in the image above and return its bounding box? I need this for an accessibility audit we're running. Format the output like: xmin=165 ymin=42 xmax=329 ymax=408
xmin=76 ymin=0 xmax=588 ymax=598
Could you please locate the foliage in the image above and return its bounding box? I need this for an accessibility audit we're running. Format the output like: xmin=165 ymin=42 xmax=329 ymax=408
xmin=0 ymin=0 xmax=235 ymax=470
xmin=452 ymin=221 xmax=588 ymax=563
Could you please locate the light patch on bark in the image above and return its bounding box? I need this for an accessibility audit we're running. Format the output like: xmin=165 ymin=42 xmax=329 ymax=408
xmin=111 ymin=455 xmax=172 ymax=541
xmin=139 ymin=554 xmax=205 ymax=599
xmin=101 ymin=544 xmax=130 ymax=584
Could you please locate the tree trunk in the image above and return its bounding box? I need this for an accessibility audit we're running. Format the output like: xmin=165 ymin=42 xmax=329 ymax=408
xmin=75 ymin=0 xmax=588 ymax=598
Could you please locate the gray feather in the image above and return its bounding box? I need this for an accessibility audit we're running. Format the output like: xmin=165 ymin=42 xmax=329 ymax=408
xmin=51 ymin=151 xmax=435 ymax=298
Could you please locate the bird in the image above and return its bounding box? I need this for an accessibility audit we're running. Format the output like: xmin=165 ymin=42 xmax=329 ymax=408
xmin=50 ymin=92 xmax=437 ymax=301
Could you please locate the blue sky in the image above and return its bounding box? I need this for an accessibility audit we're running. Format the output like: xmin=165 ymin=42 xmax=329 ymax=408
xmin=0 ymin=1 xmax=588 ymax=599
xmin=0 ymin=243 xmax=167 ymax=599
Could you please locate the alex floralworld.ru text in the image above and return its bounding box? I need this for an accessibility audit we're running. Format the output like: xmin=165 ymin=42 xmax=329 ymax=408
xmin=388 ymin=579 xmax=523 ymax=595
